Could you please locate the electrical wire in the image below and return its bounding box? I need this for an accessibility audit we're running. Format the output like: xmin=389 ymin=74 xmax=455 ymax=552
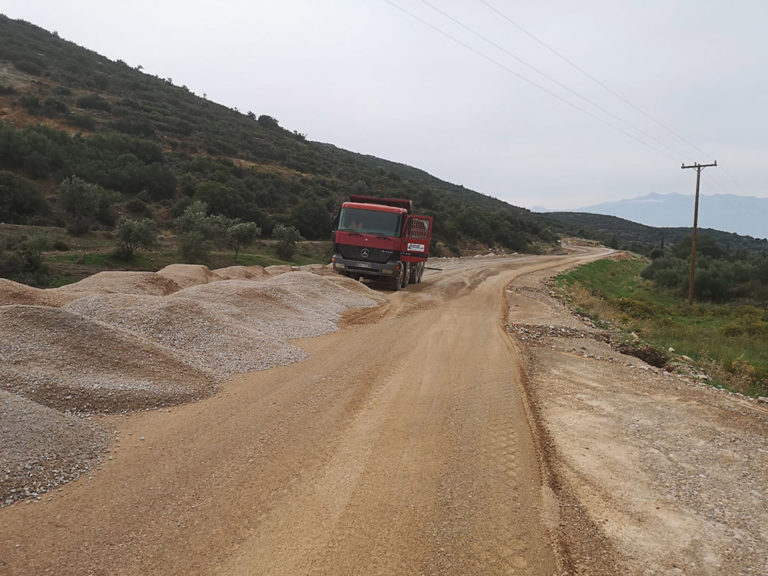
xmin=479 ymin=0 xmax=751 ymax=196
xmin=418 ymin=0 xmax=691 ymax=161
xmin=478 ymin=0 xmax=709 ymax=158
xmin=381 ymin=0 xmax=678 ymax=161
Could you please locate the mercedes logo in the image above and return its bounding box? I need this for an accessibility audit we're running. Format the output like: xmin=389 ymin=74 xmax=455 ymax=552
xmin=360 ymin=248 xmax=370 ymax=258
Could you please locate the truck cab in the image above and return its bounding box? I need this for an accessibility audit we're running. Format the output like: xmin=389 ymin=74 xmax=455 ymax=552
xmin=332 ymin=195 xmax=432 ymax=290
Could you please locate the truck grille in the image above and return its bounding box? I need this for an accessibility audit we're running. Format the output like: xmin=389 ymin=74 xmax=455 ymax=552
xmin=338 ymin=244 xmax=394 ymax=263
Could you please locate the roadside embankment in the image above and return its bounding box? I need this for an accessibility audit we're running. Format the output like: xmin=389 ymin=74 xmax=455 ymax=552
xmin=507 ymin=269 xmax=768 ymax=576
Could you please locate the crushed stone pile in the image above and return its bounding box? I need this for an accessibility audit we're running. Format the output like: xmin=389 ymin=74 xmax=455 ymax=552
xmin=0 ymin=305 xmax=216 ymax=413
xmin=0 ymin=390 xmax=109 ymax=507
xmin=64 ymin=289 xmax=304 ymax=381
xmin=53 ymin=271 xmax=181 ymax=298
xmin=0 ymin=278 xmax=73 ymax=307
xmin=64 ymin=272 xmax=385 ymax=380
xmin=156 ymin=264 xmax=220 ymax=289
xmin=0 ymin=267 xmax=386 ymax=507
xmin=212 ymin=264 xmax=270 ymax=281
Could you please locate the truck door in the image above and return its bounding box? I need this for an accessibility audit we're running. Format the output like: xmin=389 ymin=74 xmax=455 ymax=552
xmin=402 ymin=215 xmax=432 ymax=260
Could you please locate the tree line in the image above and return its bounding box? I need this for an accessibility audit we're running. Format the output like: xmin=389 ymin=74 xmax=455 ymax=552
xmin=642 ymin=235 xmax=768 ymax=303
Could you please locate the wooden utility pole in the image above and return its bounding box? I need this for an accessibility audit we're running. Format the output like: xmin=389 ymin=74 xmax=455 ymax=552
xmin=681 ymin=161 xmax=717 ymax=305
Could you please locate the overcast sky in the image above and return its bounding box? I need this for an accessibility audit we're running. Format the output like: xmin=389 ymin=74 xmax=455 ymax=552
xmin=4 ymin=1 xmax=767 ymax=211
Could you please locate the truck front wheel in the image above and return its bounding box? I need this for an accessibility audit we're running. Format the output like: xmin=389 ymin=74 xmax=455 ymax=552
xmin=401 ymin=262 xmax=410 ymax=289
xmin=389 ymin=265 xmax=404 ymax=291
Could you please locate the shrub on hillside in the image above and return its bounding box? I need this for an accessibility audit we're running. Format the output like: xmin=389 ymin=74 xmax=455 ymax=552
xmin=76 ymin=94 xmax=112 ymax=112
xmin=290 ymin=198 xmax=331 ymax=240
xmin=642 ymin=235 xmax=768 ymax=303
xmin=57 ymin=175 xmax=114 ymax=235
xmin=13 ymin=59 xmax=44 ymax=76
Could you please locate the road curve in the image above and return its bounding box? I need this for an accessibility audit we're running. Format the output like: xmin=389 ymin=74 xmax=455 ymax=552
xmin=0 ymin=250 xmax=607 ymax=575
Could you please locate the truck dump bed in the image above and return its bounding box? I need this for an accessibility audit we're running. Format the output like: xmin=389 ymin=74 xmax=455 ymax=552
xmin=347 ymin=195 xmax=413 ymax=212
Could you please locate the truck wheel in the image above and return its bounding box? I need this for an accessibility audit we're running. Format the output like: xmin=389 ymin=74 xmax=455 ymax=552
xmin=416 ymin=262 xmax=424 ymax=283
xmin=389 ymin=266 xmax=403 ymax=291
xmin=409 ymin=263 xmax=417 ymax=284
xmin=402 ymin=262 xmax=410 ymax=289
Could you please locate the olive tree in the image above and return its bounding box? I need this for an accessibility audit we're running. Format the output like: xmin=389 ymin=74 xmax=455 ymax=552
xmin=174 ymin=201 xmax=231 ymax=262
xmin=115 ymin=217 xmax=158 ymax=259
xmin=227 ymin=221 xmax=261 ymax=261
xmin=273 ymin=224 xmax=302 ymax=260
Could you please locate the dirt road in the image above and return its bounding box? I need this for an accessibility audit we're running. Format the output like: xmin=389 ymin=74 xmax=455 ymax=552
xmin=9 ymin=248 xmax=764 ymax=575
xmin=1 ymin=252 xmax=611 ymax=575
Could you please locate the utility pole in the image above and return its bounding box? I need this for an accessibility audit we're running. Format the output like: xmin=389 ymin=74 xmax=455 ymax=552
xmin=681 ymin=161 xmax=717 ymax=305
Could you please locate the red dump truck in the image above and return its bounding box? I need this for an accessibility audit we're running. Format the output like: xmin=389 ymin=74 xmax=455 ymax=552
xmin=331 ymin=195 xmax=433 ymax=290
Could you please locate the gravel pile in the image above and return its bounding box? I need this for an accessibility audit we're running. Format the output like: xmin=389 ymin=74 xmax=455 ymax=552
xmin=0 ymin=305 xmax=216 ymax=413
xmin=212 ymin=264 xmax=270 ymax=281
xmin=506 ymin=322 xmax=610 ymax=343
xmin=0 ymin=267 xmax=385 ymax=507
xmin=53 ymin=271 xmax=181 ymax=297
xmin=0 ymin=278 xmax=73 ymax=307
xmin=64 ymin=292 xmax=295 ymax=381
xmin=0 ymin=390 xmax=108 ymax=507
xmin=156 ymin=263 xmax=220 ymax=288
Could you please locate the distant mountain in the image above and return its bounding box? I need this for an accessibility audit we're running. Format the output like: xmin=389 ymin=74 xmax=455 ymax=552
xmin=574 ymin=193 xmax=768 ymax=240
xmin=542 ymin=211 xmax=768 ymax=255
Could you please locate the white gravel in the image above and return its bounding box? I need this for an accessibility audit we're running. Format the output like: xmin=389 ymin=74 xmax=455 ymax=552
xmin=0 ymin=267 xmax=386 ymax=507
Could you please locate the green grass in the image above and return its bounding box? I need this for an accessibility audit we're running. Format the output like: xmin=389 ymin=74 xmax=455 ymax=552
xmin=556 ymin=258 xmax=768 ymax=397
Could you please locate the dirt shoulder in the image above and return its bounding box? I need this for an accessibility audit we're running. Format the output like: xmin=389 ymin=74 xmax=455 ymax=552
xmin=507 ymin=269 xmax=768 ymax=575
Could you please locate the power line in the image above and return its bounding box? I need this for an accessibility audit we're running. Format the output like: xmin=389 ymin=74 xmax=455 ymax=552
xmin=479 ymin=0 xmax=748 ymax=195
xmin=418 ymin=0 xmax=690 ymax=161
xmin=381 ymin=0 xmax=678 ymax=161
xmin=478 ymin=0 xmax=707 ymax=159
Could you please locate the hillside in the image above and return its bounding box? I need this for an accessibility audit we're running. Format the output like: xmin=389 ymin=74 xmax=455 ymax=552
xmin=0 ymin=15 xmax=554 ymax=263
xmin=543 ymin=211 xmax=768 ymax=254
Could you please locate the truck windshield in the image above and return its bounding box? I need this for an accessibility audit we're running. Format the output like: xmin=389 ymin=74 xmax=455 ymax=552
xmin=338 ymin=207 xmax=402 ymax=236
